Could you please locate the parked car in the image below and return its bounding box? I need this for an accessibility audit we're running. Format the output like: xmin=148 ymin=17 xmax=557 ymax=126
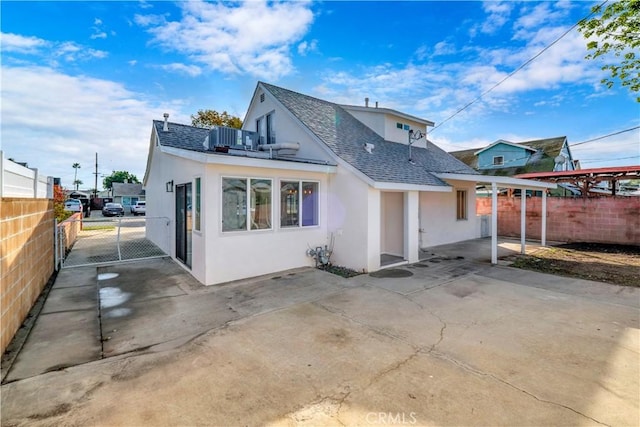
xmin=130 ymin=201 xmax=146 ymax=215
xmin=64 ymin=199 xmax=83 ymax=213
xmin=102 ymin=202 xmax=125 ymax=217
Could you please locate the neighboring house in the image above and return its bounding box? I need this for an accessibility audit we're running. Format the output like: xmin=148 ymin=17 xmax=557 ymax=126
xmin=111 ymin=182 xmax=145 ymax=211
xmin=450 ymin=137 xmax=576 ymax=176
xmin=143 ymin=82 xmax=554 ymax=286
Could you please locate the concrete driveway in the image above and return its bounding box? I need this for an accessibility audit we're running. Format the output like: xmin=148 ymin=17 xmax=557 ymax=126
xmin=1 ymin=241 xmax=638 ymax=426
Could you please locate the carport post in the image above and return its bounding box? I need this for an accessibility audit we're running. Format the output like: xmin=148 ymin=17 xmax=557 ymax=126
xmin=521 ymin=188 xmax=526 ymax=254
xmin=491 ymin=182 xmax=497 ymax=264
xmin=541 ymin=191 xmax=547 ymax=246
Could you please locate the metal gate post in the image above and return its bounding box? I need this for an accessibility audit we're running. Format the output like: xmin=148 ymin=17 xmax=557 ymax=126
xmin=54 ymin=218 xmax=59 ymax=270
xmin=116 ymin=216 xmax=123 ymax=261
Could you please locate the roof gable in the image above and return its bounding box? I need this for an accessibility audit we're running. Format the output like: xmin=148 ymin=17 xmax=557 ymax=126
xmin=474 ymin=140 xmax=536 ymax=156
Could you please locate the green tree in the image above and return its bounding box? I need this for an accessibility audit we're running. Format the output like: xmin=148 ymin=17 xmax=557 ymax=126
xmin=73 ymin=179 xmax=83 ymax=191
xmin=103 ymin=171 xmax=140 ymax=190
xmin=191 ymin=109 xmax=243 ymax=129
xmin=578 ymin=0 xmax=640 ymax=101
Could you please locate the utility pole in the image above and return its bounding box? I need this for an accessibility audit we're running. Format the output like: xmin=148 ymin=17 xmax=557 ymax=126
xmin=93 ymin=153 xmax=98 ymax=199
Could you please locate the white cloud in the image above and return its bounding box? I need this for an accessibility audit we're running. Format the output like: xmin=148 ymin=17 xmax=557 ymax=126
xmin=55 ymin=41 xmax=108 ymax=61
xmin=570 ymin=128 xmax=640 ymax=167
xmin=135 ymin=0 xmax=314 ymax=80
xmin=476 ymin=1 xmax=513 ymax=35
xmin=298 ymin=39 xmax=318 ymax=56
xmin=1 ymin=33 xmax=48 ymax=54
xmin=1 ymin=32 xmax=108 ymax=63
xmin=316 ymin=1 xmax=610 ymax=139
xmin=433 ymin=41 xmax=456 ymax=57
xmin=138 ymin=0 xmax=154 ymax=10
xmin=0 ymin=65 xmax=185 ymax=185
xmin=160 ymin=63 xmax=202 ymax=77
xmin=91 ymin=31 xmax=107 ymax=40
xmin=91 ymin=17 xmax=110 ymax=39
xmin=514 ymin=2 xmax=570 ymax=37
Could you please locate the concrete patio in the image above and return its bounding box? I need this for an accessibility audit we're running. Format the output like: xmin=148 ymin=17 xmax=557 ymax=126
xmin=1 ymin=238 xmax=638 ymax=426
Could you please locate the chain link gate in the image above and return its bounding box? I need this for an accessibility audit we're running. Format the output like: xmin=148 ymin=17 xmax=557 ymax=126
xmin=56 ymin=216 xmax=171 ymax=268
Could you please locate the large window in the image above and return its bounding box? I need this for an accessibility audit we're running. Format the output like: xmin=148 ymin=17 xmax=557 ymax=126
xmin=222 ymin=178 xmax=272 ymax=232
xmin=194 ymin=177 xmax=201 ymax=231
xmin=280 ymin=181 xmax=318 ymax=227
xmin=456 ymin=190 xmax=467 ymax=220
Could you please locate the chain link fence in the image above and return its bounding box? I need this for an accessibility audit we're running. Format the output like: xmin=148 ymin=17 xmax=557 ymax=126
xmin=59 ymin=216 xmax=171 ymax=268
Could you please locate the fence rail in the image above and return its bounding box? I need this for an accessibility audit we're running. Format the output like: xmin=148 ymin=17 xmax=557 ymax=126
xmin=57 ymin=216 xmax=171 ymax=268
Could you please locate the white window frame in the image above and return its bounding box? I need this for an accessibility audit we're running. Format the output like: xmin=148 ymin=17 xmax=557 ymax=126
xmin=279 ymin=179 xmax=320 ymax=229
xmin=221 ymin=176 xmax=273 ymax=233
xmin=493 ymin=156 xmax=504 ymax=166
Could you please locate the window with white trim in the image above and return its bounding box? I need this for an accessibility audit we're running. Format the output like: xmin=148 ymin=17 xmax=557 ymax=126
xmin=222 ymin=178 xmax=272 ymax=231
xmin=456 ymin=190 xmax=467 ymax=220
xmin=280 ymin=181 xmax=318 ymax=227
xmin=493 ymin=156 xmax=504 ymax=166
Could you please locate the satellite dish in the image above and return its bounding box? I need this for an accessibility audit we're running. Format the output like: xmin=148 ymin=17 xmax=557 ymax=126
xmin=410 ymin=130 xmax=424 ymax=141
xmin=554 ymin=155 xmax=566 ymax=164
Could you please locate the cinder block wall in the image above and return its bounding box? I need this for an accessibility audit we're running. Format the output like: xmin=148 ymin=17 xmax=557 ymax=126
xmin=477 ymin=197 xmax=640 ymax=245
xmin=0 ymin=198 xmax=54 ymax=354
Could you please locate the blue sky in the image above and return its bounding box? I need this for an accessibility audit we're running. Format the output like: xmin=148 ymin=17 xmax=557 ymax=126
xmin=2 ymin=0 xmax=638 ymax=189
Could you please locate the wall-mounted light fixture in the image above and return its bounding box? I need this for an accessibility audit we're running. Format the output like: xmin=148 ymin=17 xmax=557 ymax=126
xmin=166 ymin=180 xmax=174 ymax=192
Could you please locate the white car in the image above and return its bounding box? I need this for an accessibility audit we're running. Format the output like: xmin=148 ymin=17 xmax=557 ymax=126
xmin=64 ymin=199 xmax=83 ymax=213
xmin=131 ymin=201 xmax=146 ymax=215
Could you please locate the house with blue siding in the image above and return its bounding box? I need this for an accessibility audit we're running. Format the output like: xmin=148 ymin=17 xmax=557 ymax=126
xmin=450 ymin=137 xmax=577 ymax=176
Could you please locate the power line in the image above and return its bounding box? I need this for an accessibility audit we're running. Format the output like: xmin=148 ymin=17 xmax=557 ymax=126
xmin=570 ymin=126 xmax=640 ymax=147
xmin=431 ymin=0 xmax=608 ymax=133
xmin=580 ymin=155 xmax=640 ymax=162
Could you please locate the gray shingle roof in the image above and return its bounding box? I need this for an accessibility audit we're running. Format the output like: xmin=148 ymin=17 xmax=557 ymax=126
xmin=153 ymin=120 xmax=210 ymax=152
xmin=112 ymin=182 xmax=144 ymax=196
xmin=261 ymin=83 xmax=476 ymax=186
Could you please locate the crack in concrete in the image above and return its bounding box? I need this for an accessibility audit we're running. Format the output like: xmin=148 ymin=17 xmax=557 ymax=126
xmin=428 ymin=350 xmax=611 ymax=427
xmin=284 ymin=388 xmax=351 ymax=426
xmin=333 ymin=388 xmax=351 ymax=426
xmin=314 ymin=299 xmax=609 ymax=427
xmin=312 ymin=302 xmax=411 ymax=344
xmin=363 ymin=350 xmax=421 ymax=391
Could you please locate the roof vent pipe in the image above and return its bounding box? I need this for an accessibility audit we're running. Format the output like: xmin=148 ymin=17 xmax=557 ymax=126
xmin=365 ymin=97 xmax=369 ymax=108
xmin=375 ymin=101 xmax=378 ymax=108
xmin=163 ymin=113 xmax=169 ymax=132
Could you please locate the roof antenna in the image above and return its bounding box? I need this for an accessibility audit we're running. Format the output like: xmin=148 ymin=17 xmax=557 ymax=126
xmin=163 ymin=113 xmax=169 ymax=132
xmin=408 ymin=129 xmax=424 ymax=163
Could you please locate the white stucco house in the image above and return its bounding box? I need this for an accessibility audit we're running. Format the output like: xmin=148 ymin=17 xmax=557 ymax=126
xmin=143 ymin=82 xmax=555 ymax=285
